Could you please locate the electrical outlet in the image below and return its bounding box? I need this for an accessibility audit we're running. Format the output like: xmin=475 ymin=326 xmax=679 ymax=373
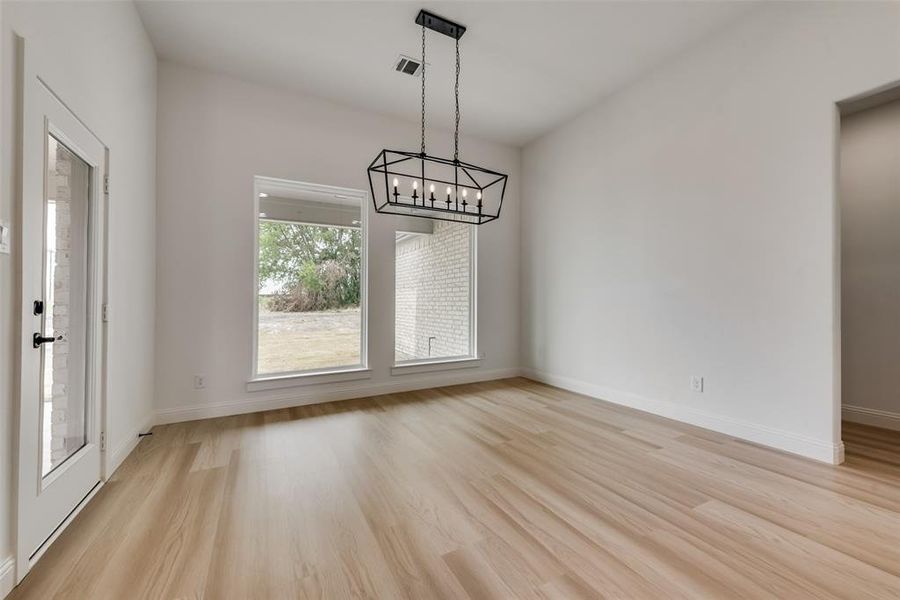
xmin=194 ymin=375 xmax=206 ymax=390
xmin=0 ymin=221 xmax=10 ymax=254
xmin=690 ymin=376 xmax=704 ymax=393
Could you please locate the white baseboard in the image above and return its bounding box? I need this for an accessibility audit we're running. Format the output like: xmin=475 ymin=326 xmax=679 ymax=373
xmin=156 ymin=367 xmax=521 ymax=425
xmin=1 ymin=556 xmax=15 ymax=599
xmin=843 ymin=404 xmax=900 ymax=432
xmin=522 ymin=368 xmax=844 ymax=465
xmin=107 ymin=411 xmax=156 ymax=477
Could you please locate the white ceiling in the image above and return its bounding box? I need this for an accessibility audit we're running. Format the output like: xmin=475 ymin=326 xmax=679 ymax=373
xmin=135 ymin=1 xmax=757 ymax=147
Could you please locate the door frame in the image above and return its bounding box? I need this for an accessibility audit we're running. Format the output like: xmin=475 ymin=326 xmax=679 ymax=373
xmin=834 ymin=78 xmax=900 ymax=457
xmin=14 ymin=36 xmax=110 ymax=583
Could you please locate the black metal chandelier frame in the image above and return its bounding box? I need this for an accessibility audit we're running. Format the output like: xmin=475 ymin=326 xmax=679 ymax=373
xmin=367 ymin=150 xmax=507 ymax=225
xmin=367 ymin=9 xmax=508 ymax=225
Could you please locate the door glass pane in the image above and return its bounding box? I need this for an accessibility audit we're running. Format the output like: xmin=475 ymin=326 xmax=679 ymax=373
xmin=42 ymin=135 xmax=90 ymax=478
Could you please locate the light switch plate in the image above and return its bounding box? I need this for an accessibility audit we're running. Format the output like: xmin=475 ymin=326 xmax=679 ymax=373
xmin=0 ymin=221 xmax=10 ymax=254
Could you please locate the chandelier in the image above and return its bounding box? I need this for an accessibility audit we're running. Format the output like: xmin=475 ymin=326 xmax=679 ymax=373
xmin=367 ymin=10 xmax=508 ymax=225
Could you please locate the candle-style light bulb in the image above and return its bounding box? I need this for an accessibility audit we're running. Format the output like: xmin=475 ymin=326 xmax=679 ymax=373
xmin=411 ymin=180 xmax=418 ymax=203
xmin=429 ymin=184 xmax=436 ymax=206
xmin=461 ymin=189 xmax=468 ymax=211
xmin=412 ymin=181 xmax=418 ymax=189
xmin=392 ymin=178 xmax=399 ymax=201
xmin=477 ymin=190 xmax=483 ymax=214
xmin=446 ymin=186 xmax=452 ymax=208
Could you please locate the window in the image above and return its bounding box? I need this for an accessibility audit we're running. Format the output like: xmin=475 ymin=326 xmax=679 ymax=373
xmin=395 ymin=221 xmax=476 ymax=363
xmin=253 ymin=177 xmax=366 ymax=378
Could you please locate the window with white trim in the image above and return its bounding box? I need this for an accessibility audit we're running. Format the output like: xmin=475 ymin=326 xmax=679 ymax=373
xmin=394 ymin=221 xmax=475 ymax=363
xmin=253 ymin=177 xmax=366 ymax=377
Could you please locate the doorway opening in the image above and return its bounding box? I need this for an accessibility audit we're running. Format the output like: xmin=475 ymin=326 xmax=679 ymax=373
xmin=839 ymin=85 xmax=900 ymax=466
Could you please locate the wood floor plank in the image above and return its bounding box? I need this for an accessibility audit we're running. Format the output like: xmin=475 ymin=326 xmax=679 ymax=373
xmin=694 ymin=499 xmax=900 ymax=599
xmin=9 ymin=378 xmax=900 ymax=599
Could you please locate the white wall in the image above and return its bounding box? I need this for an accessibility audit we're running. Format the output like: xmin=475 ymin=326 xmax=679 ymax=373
xmin=0 ymin=0 xmax=157 ymax=583
xmin=155 ymin=62 xmax=520 ymax=422
xmin=841 ymin=99 xmax=900 ymax=431
xmin=521 ymin=2 xmax=900 ymax=463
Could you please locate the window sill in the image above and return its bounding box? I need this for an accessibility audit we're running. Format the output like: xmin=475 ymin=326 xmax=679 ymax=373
xmin=391 ymin=357 xmax=482 ymax=376
xmin=247 ymin=367 xmax=371 ymax=392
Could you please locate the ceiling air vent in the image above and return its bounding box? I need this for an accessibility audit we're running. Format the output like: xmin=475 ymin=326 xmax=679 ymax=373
xmin=394 ymin=54 xmax=423 ymax=77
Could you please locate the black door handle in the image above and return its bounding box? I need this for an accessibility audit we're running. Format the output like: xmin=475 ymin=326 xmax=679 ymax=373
xmin=33 ymin=333 xmax=62 ymax=348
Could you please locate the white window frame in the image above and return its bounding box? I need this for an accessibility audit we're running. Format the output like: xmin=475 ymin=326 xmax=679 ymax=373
xmin=392 ymin=223 xmax=479 ymax=372
xmin=248 ymin=176 xmax=369 ymax=390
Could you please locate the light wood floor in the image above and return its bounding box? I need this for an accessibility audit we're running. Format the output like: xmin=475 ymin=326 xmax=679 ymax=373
xmin=10 ymin=378 xmax=900 ymax=599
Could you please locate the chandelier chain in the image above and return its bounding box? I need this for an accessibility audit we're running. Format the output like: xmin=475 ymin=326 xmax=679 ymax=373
xmin=420 ymin=24 xmax=426 ymax=155
xmin=454 ymin=36 xmax=460 ymax=162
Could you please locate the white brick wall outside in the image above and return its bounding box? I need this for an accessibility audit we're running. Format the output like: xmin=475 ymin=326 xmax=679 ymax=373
xmin=395 ymin=221 xmax=472 ymax=361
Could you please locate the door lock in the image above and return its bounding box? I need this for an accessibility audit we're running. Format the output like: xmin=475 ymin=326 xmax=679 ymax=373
xmin=33 ymin=333 xmax=62 ymax=348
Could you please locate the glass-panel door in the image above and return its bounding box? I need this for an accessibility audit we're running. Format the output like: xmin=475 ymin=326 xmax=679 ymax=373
xmin=16 ymin=58 xmax=106 ymax=583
